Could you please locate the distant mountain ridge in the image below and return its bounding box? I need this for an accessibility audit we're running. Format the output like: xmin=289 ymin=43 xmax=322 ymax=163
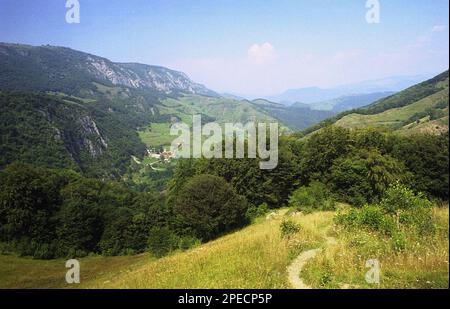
xmin=309 ymin=92 xmax=396 ymax=112
xmin=250 ymin=98 xmax=335 ymax=130
xmin=266 ymin=74 xmax=435 ymax=104
xmin=0 ymin=43 xmax=218 ymax=97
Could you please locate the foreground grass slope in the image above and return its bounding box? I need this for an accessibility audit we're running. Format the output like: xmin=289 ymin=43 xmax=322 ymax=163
xmin=302 ymin=207 xmax=449 ymax=289
xmin=1 ymin=206 xmax=447 ymax=289
xmin=0 ymin=210 xmax=333 ymax=288
xmin=0 ymin=254 xmax=150 ymax=288
xmin=86 ymin=210 xmax=332 ymax=288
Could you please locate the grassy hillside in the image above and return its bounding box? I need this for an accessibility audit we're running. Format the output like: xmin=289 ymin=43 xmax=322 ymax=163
xmin=0 ymin=253 xmax=150 ymax=289
xmin=335 ymin=87 xmax=448 ymax=133
xmin=302 ymin=207 xmax=449 ymax=289
xmin=304 ymin=71 xmax=449 ymax=135
xmin=159 ymin=95 xmax=280 ymax=124
xmin=138 ymin=95 xmax=288 ymax=148
xmin=86 ymin=210 xmax=331 ymax=289
xmin=0 ymin=209 xmax=333 ymax=288
xmin=1 ymin=206 xmax=447 ymax=289
xmin=138 ymin=123 xmax=174 ymax=148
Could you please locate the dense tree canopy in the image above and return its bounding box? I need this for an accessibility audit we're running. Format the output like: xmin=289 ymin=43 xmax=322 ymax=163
xmin=0 ymin=163 xmax=164 ymax=258
xmin=1 ymin=125 xmax=448 ymax=260
xmin=170 ymin=127 xmax=448 ymax=211
xmin=171 ymin=174 xmax=248 ymax=241
xmin=330 ymin=149 xmax=409 ymax=206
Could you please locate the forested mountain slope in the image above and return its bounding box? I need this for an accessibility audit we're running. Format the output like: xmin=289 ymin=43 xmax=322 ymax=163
xmin=0 ymin=92 xmax=146 ymax=177
xmin=0 ymin=43 xmax=216 ymax=97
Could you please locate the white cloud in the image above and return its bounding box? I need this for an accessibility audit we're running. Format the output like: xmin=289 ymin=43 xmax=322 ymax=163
xmin=247 ymin=42 xmax=278 ymax=65
xmin=432 ymin=25 xmax=446 ymax=32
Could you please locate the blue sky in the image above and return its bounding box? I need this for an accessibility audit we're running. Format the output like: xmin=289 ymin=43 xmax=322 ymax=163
xmin=0 ymin=0 xmax=448 ymax=95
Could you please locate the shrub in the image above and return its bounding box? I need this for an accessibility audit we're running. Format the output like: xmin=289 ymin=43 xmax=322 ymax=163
xmin=358 ymin=206 xmax=391 ymax=233
xmin=379 ymin=183 xmax=433 ymax=214
xmin=391 ymin=232 xmax=407 ymax=252
xmin=288 ymin=181 xmax=335 ymax=213
xmin=177 ymin=236 xmax=201 ymax=251
xmin=280 ymin=220 xmax=301 ymax=238
xmin=336 ymin=184 xmax=437 ymax=241
xmin=147 ymin=226 xmax=178 ymax=258
xmin=379 ymin=184 xmax=435 ymax=236
xmin=335 ymin=205 xmax=397 ymax=236
xmin=246 ymin=203 xmax=270 ymax=221
xmin=30 ymin=242 xmax=55 ymax=259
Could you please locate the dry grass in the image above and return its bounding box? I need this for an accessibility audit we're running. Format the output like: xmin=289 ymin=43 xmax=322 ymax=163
xmin=1 ymin=207 xmax=446 ymax=289
xmin=0 ymin=253 xmax=150 ymax=288
xmin=85 ymin=210 xmax=334 ymax=288
xmin=302 ymin=207 xmax=449 ymax=289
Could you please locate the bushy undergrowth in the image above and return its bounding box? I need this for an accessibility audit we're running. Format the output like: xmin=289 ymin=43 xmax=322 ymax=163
xmin=335 ymin=184 xmax=437 ymax=251
xmin=280 ymin=220 xmax=301 ymax=238
xmin=302 ymin=184 xmax=448 ymax=289
xmin=288 ymin=182 xmax=336 ymax=213
xmin=146 ymin=227 xmax=200 ymax=258
xmin=246 ymin=203 xmax=270 ymax=221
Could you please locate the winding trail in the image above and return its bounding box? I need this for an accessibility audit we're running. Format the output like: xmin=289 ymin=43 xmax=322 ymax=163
xmin=131 ymin=155 xmax=142 ymax=165
xmin=287 ymin=237 xmax=336 ymax=289
xmin=149 ymin=161 xmax=165 ymax=171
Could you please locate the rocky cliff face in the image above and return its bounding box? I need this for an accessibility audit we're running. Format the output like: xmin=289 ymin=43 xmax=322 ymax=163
xmin=90 ymin=59 xmax=216 ymax=96
xmin=36 ymin=106 xmax=107 ymax=159
xmin=0 ymin=91 xmax=146 ymax=177
xmin=0 ymin=43 xmax=218 ymax=97
xmin=77 ymin=115 xmax=108 ymax=157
